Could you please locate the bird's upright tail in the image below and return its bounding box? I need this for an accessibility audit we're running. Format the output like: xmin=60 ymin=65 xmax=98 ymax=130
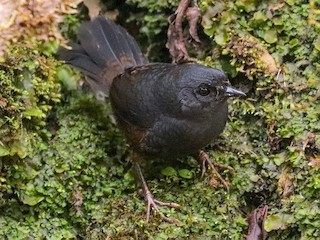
xmin=59 ymin=16 xmax=148 ymax=97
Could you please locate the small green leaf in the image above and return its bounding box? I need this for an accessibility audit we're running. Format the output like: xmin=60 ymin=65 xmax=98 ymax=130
xmin=161 ymin=166 xmax=177 ymax=177
xmin=123 ymin=172 xmax=135 ymax=182
xmin=313 ymin=37 xmax=320 ymax=51
xmin=264 ymin=213 xmax=295 ymax=232
xmin=252 ymin=11 xmax=267 ymax=21
xmin=215 ymin=29 xmax=229 ymax=46
xmin=263 ymin=29 xmax=278 ymax=44
xmin=55 ymin=163 xmax=69 ymax=173
xmin=289 ymin=38 xmax=299 ymax=48
xmin=249 ymin=174 xmax=260 ymax=182
xmin=273 ymin=17 xmax=283 ymax=26
xmin=221 ymin=10 xmax=235 ymax=24
xmin=23 ymin=107 xmax=44 ymax=118
xmin=40 ymin=40 xmax=59 ymax=56
xmin=203 ymin=27 xmax=215 ymax=37
xmin=19 ymin=193 xmax=44 ymax=206
xmin=235 ymin=0 xmax=256 ymax=12
xmin=273 ymin=152 xmax=286 ymax=166
xmin=56 ymin=65 xmax=79 ymax=90
xmin=10 ymin=139 xmax=28 ymax=159
xmin=0 ymin=145 xmax=9 ymax=157
xmin=178 ymin=169 xmax=193 ymax=179
xmin=285 ymin=0 xmax=296 ymax=6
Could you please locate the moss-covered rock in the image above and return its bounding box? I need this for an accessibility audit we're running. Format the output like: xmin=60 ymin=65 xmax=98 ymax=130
xmin=1 ymin=0 xmax=320 ymax=239
xmin=0 ymin=43 xmax=61 ymax=158
xmin=201 ymin=0 xmax=320 ymax=239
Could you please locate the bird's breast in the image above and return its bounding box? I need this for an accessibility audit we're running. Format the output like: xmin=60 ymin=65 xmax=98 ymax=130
xmin=138 ymin=102 xmax=229 ymax=157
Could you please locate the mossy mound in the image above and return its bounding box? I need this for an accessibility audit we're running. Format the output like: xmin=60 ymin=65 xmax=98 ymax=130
xmin=1 ymin=0 xmax=320 ymax=239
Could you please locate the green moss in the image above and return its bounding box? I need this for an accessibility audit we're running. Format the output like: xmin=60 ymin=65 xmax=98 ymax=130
xmin=201 ymin=0 xmax=320 ymax=239
xmin=0 ymin=43 xmax=61 ymax=158
xmin=1 ymin=0 xmax=320 ymax=239
xmin=1 ymin=90 xmax=247 ymax=239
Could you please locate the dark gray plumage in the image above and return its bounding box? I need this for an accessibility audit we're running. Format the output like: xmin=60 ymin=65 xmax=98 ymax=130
xmin=59 ymin=16 xmax=245 ymax=223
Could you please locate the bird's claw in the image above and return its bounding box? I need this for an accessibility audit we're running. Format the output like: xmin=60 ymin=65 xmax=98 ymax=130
xmin=198 ymin=150 xmax=234 ymax=191
xmin=145 ymin=190 xmax=180 ymax=223
xmin=133 ymin=160 xmax=180 ymax=223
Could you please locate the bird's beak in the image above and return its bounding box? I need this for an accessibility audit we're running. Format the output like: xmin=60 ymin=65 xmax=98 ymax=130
xmin=225 ymin=86 xmax=246 ymax=97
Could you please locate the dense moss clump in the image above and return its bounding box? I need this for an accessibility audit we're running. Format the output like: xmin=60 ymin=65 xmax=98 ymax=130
xmin=201 ymin=0 xmax=320 ymax=239
xmin=0 ymin=44 xmax=61 ymax=158
xmin=0 ymin=0 xmax=320 ymax=239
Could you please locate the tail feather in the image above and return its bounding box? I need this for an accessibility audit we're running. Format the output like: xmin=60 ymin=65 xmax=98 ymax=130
xmin=97 ymin=18 xmax=135 ymax=68
xmin=59 ymin=44 xmax=102 ymax=81
xmin=78 ymin=19 xmax=123 ymax=68
xmin=110 ymin=22 xmax=148 ymax=66
xmin=58 ymin=16 xmax=148 ymax=97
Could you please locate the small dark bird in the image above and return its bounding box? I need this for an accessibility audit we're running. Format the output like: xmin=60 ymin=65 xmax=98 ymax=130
xmin=59 ymin=16 xmax=245 ymax=223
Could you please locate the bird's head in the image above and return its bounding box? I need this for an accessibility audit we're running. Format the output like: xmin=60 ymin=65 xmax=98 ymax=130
xmin=177 ymin=64 xmax=245 ymax=116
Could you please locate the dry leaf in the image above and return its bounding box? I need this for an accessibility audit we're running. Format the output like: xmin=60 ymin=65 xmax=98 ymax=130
xmin=260 ymin=50 xmax=278 ymax=73
xmin=166 ymin=0 xmax=201 ymax=64
xmin=83 ymin=0 xmax=101 ymax=19
xmin=309 ymin=157 xmax=320 ymax=169
xmin=277 ymin=169 xmax=293 ymax=199
xmin=268 ymin=1 xmax=285 ymax=12
xmin=247 ymin=204 xmax=268 ymax=240
xmin=186 ymin=6 xmax=201 ymax=45
xmin=0 ymin=0 xmax=81 ymax=59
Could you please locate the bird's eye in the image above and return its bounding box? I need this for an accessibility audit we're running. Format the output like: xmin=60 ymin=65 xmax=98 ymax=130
xmin=198 ymin=84 xmax=211 ymax=96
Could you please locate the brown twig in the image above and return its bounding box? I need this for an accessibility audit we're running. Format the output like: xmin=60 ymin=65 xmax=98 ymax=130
xmin=166 ymin=0 xmax=201 ymax=64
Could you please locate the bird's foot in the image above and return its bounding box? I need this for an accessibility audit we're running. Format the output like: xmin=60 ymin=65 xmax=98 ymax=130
xmin=198 ymin=150 xmax=234 ymax=191
xmin=133 ymin=160 xmax=180 ymax=223
xmin=144 ymin=187 xmax=181 ymax=223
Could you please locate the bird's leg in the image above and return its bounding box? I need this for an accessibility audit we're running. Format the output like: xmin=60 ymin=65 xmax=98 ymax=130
xmin=132 ymin=161 xmax=180 ymax=223
xmin=198 ymin=150 xmax=234 ymax=191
